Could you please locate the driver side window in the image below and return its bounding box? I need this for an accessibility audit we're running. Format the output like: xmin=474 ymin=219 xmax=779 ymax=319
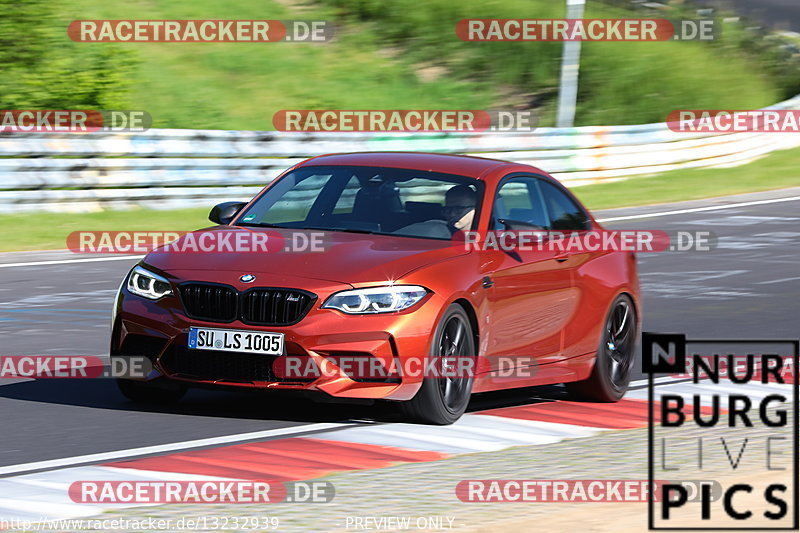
xmin=492 ymin=177 xmax=547 ymax=229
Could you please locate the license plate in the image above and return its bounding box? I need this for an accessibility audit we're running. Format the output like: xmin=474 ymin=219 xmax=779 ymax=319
xmin=188 ymin=327 xmax=284 ymax=355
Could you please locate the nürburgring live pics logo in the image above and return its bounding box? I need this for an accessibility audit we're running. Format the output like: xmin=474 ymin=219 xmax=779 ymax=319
xmin=644 ymin=333 xmax=799 ymax=530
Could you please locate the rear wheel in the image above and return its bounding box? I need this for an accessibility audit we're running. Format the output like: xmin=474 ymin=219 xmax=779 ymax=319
xmin=566 ymin=294 xmax=636 ymax=402
xmin=400 ymin=304 xmax=475 ymax=425
xmin=117 ymin=378 xmax=187 ymax=404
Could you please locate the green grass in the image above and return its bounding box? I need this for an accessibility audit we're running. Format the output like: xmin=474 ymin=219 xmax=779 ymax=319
xmin=318 ymin=0 xmax=781 ymax=125
xmin=572 ymin=145 xmax=800 ymax=209
xmin=60 ymin=0 xmax=493 ymax=130
xmin=3 ymin=146 xmax=798 ymax=252
xmin=55 ymin=0 xmax=782 ymax=128
xmin=1 ymin=208 xmax=209 ymax=252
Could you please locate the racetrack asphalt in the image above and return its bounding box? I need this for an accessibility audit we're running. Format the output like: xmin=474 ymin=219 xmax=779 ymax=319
xmin=0 ymin=187 xmax=797 ymax=471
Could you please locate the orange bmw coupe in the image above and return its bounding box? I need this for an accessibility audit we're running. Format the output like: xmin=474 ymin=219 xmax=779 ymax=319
xmin=112 ymin=152 xmax=640 ymax=424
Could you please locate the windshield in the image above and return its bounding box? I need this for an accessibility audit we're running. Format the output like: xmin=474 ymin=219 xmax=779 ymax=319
xmin=235 ymin=165 xmax=483 ymax=240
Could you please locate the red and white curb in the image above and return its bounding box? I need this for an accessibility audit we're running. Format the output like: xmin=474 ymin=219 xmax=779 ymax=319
xmin=0 ymin=379 xmax=788 ymax=525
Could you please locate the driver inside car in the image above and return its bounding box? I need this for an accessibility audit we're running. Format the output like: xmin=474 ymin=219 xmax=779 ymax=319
xmin=391 ymin=183 xmax=478 ymax=238
xmin=443 ymin=184 xmax=477 ymax=232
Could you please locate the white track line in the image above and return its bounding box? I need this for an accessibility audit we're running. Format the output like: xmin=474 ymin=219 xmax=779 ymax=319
xmin=0 ymin=255 xmax=142 ymax=269
xmin=0 ymin=422 xmax=349 ymax=477
xmin=629 ymin=376 xmax=685 ymax=388
xmin=596 ymin=195 xmax=800 ymax=223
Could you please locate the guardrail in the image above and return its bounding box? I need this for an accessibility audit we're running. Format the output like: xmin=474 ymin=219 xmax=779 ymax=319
xmin=1 ymin=95 xmax=799 ymax=212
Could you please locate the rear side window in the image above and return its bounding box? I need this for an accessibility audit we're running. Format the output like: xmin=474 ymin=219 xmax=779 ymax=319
xmin=492 ymin=177 xmax=548 ymax=229
xmin=539 ymin=180 xmax=590 ymax=230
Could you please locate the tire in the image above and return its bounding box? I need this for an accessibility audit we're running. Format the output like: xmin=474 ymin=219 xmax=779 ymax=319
xmin=400 ymin=304 xmax=475 ymax=424
xmin=117 ymin=378 xmax=187 ymax=404
xmin=566 ymin=294 xmax=637 ymax=402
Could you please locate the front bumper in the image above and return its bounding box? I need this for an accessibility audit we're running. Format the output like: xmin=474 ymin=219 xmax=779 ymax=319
xmin=111 ymin=273 xmax=445 ymax=401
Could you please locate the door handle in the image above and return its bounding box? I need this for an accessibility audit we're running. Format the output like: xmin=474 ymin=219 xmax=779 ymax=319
xmin=554 ymin=256 xmax=569 ymax=263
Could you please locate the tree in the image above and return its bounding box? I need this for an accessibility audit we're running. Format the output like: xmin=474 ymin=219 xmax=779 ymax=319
xmin=0 ymin=0 xmax=137 ymax=109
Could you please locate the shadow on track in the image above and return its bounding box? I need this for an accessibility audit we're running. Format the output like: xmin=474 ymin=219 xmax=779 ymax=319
xmin=0 ymin=377 xmax=566 ymax=424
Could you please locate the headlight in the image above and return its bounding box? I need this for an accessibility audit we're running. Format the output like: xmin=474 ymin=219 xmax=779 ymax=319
xmin=322 ymin=285 xmax=428 ymax=314
xmin=126 ymin=265 xmax=173 ymax=300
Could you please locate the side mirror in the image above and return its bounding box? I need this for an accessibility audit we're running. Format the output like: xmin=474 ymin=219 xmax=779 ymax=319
xmin=209 ymin=201 xmax=247 ymax=225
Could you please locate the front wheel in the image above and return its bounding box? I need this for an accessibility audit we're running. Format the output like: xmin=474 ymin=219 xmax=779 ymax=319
xmin=566 ymin=294 xmax=637 ymax=402
xmin=400 ymin=304 xmax=475 ymax=424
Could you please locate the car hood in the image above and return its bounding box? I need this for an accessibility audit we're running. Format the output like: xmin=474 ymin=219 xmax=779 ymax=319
xmin=143 ymin=226 xmax=469 ymax=285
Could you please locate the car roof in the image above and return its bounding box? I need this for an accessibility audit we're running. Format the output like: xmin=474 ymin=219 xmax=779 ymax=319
xmin=295 ymin=152 xmax=545 ymax=180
